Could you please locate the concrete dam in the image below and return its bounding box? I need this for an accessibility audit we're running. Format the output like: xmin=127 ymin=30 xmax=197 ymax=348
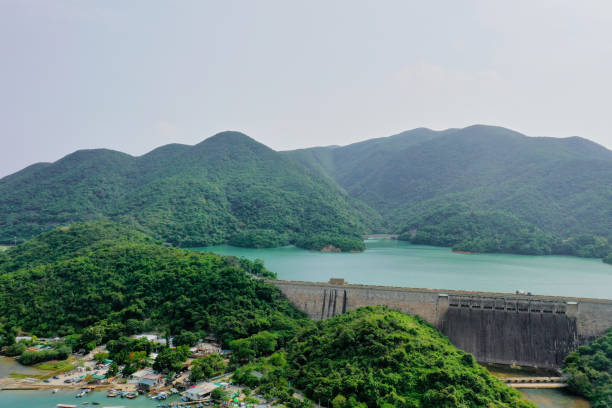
xmin=268 ymin=279 xmax=612 ymax=369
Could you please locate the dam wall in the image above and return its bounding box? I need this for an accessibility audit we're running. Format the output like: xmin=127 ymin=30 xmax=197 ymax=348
xmin=269 ymin=280 xmax=612 ymax=369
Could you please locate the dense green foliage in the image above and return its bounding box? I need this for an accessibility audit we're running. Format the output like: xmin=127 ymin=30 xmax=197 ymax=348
xmin=0 ymin=221 xmax=155 ymax=274
xmin=605 ymin=253 xmax=612 ymax=265
xmin=190 ymin=354 xmax=227 ymax=382
xmin=4 ymin=342 xmax=26 ymax=357
xmin=173 ymin=330 xmax=199 ymax=347
xmin=294 ymin=233 xmax=365 ymax=252
xmin=286 ymin=306 xmax=535 ymax=408
xmin=153 ymin=345 xmax=190 ymax=373
xmin=288 ymin=125 xmax=612 ymax=260
xmin=232 ymin=353 xmax=313 ymax=408
xmin=564 ymin=330 xmax=612 ymax=407
xmin=0 ymin=132 xmax=377 ymax=251
xmin=106 ymin=337 xmax=154 ymax=366
xmin=396 ymin=203 xmax=612 ymax=256
xmin=230 ymin=331 xmax=279 ymax=362
xmin=17 ymin=345 xmax=71 ymax=365
xmin=0 ymin=223 xmax=309 ymax=346
xmin=228 ymin=229 xmax=290 ymax=249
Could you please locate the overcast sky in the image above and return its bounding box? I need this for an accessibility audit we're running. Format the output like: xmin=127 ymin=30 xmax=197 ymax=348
xmin=1 ymin=0 xmax=611 ymax=177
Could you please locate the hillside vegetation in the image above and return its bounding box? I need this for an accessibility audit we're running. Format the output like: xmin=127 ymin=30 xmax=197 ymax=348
xmin=0 ymin=222 xmax=305 ymax=346
xmin=2 ymin=125 xmax=610 ymax=258
xmin=0 ymin=221 xmax=155 ymax=274
xmin=0 ymin=223 xmax=535 ymax=407
xmin=285 ymin=306 xmax=534 ymax=408
xmin=287 ymin=125 xmax=612 ymax=260
xmin=0 ymin=132 xmax=378 ymax=251
xmin=564 ymin=329 xmax=612 ymax=408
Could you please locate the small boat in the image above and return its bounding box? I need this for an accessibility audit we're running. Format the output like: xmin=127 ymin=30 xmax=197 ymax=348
xmin=154 ymin=391 xmax=168 ymax=400
xmin=52 ymin=388 xmax=59 ymax=393
xmin=107 ymin=389 xmax=119 ymax=397
xmin=57 ymin=405 xmax=77 ymax=408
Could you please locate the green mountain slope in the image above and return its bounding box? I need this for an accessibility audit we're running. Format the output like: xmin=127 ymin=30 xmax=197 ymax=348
xmin=0 ymin=132 xmax=379 ymax=249
xmin=286 ymin=125 xmax=612 ymax=257
xmin=287 ymin=306 xmax=535 ymax=408
xmin=0 ymin=221 xmax=155 ymax=274
xmin=0 ymin=222 xmax=306 ymax=344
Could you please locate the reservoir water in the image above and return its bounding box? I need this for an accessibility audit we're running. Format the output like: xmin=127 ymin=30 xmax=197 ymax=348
xmin=193 ymin=239 xmax=612 ymax=299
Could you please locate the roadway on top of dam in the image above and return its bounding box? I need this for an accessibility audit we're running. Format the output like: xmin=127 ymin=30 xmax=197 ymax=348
xmin=268 ymin=278 xmax=612 ymax=304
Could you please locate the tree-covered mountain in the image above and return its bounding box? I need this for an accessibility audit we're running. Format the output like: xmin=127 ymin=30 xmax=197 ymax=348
xmin=0 ymin=222 xmax=305 ymax=344
xmin=0 ymin=131 xmax=379 ymax=250
xmin=287 ymin=125 xmax=612 ymax=258
xmin=286 ymin=306 xmax=534 ymax=408
xmin=2 ymin=125 xmax=610 ymax=258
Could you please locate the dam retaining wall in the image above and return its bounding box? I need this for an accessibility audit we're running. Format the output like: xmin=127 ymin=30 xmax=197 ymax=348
xmin=268 ymin=280 xmax=612 ymax=369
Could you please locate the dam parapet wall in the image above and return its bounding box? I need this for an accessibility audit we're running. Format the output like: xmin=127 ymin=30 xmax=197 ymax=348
xmin=268 ymin=279 xmax=612 ymax=369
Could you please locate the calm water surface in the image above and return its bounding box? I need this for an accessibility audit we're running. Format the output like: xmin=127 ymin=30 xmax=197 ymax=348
xmin=0 ymin=389 xmax=181 ymax=407
xmin=520 ymin=389 xmax=591 ymax=408
xmin=193 ymin=239 xmax=612 ymax=299
xmin=0 ymin=356 xmax=41 ymax=378
xmin=0 ymin=389 xmax=590 ymax=408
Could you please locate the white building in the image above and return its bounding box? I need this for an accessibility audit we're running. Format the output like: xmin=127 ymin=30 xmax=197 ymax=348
xmin=185 ymin=382 xmax=218 ymax=401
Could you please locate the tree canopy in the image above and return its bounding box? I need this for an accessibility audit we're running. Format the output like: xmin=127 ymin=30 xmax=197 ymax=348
xmin=564 ymin=329 xmax=612 ymax=408
xmin=286 ymin=306 xmax=535 ymax=408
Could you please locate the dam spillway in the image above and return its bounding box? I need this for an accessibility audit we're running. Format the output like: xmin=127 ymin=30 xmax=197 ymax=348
xmin=268 ymin=279 xmax=612 ymax=369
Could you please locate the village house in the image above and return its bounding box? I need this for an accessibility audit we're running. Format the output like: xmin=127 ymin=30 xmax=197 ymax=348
xmin=185 ymin=382 xmax=218 ymax=401
xmin=128 ymin=368 xmax=162 ymax=391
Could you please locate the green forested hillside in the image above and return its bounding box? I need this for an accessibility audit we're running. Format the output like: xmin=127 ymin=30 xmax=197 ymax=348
xmin=0 ymin=132 xmax=378 ymax=250
xmin=286 ymin=306 xmax=534 ymax=408
xmin=287 ymin=125 xmax=612 ymax=259
xmin=563 ymin=330 xmax=612 ymax=408
xmin=0 ymin=222 xmax=306 ymax=345
xmin=2 ymin=125 xmax=610 ymax=257
xmin=0 ymin=221 xmax=155 ymax=274
xmin=0 ymin=223 xmax=535 ymax=407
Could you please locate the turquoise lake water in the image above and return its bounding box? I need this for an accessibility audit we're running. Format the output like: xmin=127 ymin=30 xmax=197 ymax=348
xmin=0 ymin=388 xmax=181 ymax=407
xmin=193 ymin=239 xmax=612 ymax=299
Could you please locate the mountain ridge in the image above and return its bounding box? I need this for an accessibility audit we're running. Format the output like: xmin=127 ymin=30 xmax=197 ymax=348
xmin=2 ymin=125 xmax=611 ymax=259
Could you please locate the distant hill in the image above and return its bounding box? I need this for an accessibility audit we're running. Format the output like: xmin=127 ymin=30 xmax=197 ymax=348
xmin=287 ymin=125 xmax=612 ymax=258
xmin=2 ymin=125 xmax=611 ymax=258
xmin=0 ymin=131 xmax=379 ymax=249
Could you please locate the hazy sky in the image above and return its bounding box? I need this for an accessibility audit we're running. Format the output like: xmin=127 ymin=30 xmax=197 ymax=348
xmin=1 ymin=1 xmax=612 ymax=177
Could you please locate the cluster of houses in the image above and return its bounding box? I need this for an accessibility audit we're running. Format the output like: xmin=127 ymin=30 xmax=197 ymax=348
xmin=126 ymin=333 xmax=232 ymax=402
